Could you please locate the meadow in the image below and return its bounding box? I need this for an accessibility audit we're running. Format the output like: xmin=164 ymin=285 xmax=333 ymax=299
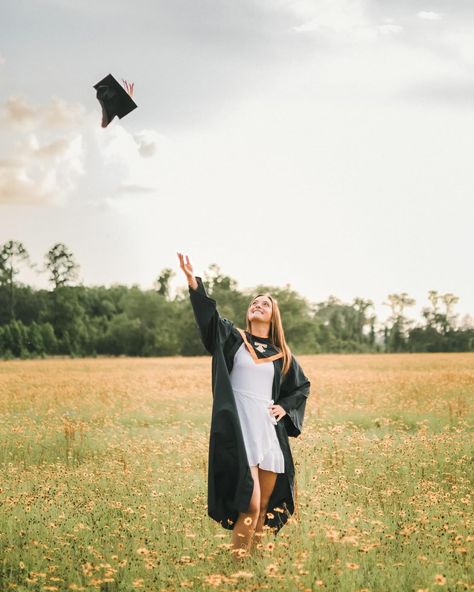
xmin=0 ymin=353 xmax=473 ymax=591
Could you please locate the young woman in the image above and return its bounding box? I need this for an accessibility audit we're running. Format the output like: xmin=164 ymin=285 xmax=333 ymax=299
xmin=177 ymin=253 xmax=311 ymax=559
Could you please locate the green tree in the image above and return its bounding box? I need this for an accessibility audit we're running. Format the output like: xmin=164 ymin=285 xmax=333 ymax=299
xmin=352 ymin=298 xmax=374 ymax=343
xmin=39 ymin=322 xmax=58 ymax=354
xmin=0 ymin=240 xmax=31 ymax=321
xmin=27 ymin=322 xmax=45 ymax=356
xmin=45 ymin=243 xmax=80 ymax=289
xmin=45 ymin=286 xmax=89 ymax=355
xmin=383 ymin=293 xmax=416 ymax=352
xmin=440 ymin=293 xmax=459 ymax=334
xmin=121 ymin=288 xmax=180 ymax=355
xmin=154 ymin=268 xmax=175 ymax=300
xmin=99 ymin=314 xmax=144 ymax=355
xmin=2 ymin=320 xmax=28 ymax=358
xmin=313 ymin=296 xmax=375 ymax=353
xmin=204 ymin=265 xmax=249 ymax=325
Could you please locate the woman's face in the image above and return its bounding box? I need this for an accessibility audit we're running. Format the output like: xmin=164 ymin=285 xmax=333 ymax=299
xmin=247 ymin=295 xmax=273 ymax=325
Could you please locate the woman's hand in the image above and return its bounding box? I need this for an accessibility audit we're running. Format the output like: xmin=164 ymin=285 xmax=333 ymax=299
xmin=177 ymin=252 xmax=198 ymax=290
xmin=269 ymin=404 xmax=287 ymax=422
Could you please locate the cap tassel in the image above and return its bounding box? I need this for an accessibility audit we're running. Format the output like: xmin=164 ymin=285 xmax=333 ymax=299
xmin=122 ymin=79 xmax=134 ymax=97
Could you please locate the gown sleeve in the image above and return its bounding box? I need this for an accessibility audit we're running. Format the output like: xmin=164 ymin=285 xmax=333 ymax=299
xmin=278 ymin=355 xmax=311 ymax=438
xmin=188 ymin=276 xmax=234 ymax=354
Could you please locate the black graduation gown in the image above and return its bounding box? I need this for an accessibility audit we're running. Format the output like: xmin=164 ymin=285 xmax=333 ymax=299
xmin=189 ymin=276 xmax=311 ymax=534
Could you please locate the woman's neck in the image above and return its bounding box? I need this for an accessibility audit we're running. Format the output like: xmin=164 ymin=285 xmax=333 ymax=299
xmin=249 ymin=322 xmax=270 ymax=339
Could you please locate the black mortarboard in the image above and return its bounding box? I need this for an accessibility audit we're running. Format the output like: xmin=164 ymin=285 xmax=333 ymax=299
xmin=93 ymin=74 xmax=137 ymax=128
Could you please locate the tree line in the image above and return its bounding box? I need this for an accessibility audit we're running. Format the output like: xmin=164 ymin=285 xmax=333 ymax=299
xmin=0 ymin=240 xmax=472 ymax=359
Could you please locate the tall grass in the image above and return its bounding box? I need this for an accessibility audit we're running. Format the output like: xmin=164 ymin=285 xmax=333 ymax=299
xmin=0 ymin=354 xmax=472 ymax=591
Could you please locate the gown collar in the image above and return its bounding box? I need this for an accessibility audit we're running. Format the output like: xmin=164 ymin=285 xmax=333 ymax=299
xmin=237 ymin=328 xmax=283 ymax=364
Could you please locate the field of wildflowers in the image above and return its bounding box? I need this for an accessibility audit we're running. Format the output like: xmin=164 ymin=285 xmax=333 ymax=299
xmin=0 ymin=353 xmax=473 ymax=591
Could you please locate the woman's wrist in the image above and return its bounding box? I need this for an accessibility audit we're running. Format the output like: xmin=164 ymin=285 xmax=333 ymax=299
xmin=188 ymin=276 xmax=198 ymax=290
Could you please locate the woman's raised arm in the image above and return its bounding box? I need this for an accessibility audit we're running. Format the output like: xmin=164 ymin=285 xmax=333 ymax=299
xmin=177 ymin=252 xmax=198 ymax=290
xmin=177 ymin=252 xmax=234 ymax=354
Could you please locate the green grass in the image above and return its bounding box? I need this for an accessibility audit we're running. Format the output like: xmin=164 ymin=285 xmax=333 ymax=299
xmin=0 ymin=354 xmax=473 ymax=591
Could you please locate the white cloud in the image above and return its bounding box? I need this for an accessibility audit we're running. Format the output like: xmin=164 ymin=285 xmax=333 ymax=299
xmin=418 ymin=11 xmax=441 ymax=21
xmin=290 ymin=0 xmax=403 ymax=42
xmin=116 ymin=184 xmax=157 ymax=194
xmin=440 ymin=30 xmax=474 ymax=64
xmin=42 ymin=97 xmax=86 ymax=128
xmin=0 ymin=95 xmax=164 ymax=207
xmin=92 ymin=124 xmax=164 ymax=200
xmin=33 ymin=137 xmax=72 ymax=159
xmin=1 ymin=96 xmax=85 ymax=130
xmin=378 ymin=24 xmax=403 ymax=35
xmin=2 ymin=97 xmax=38 ymax=127
xmin=0 ymin=97 xmax=87 ymax=204
xmin=134 ymin=130 xmax=162 ymax=158
xmin=0 ymin=132 xmax=84 ymax=205
xmin=0 ymin=162 xmax=48 ymax=205
xmin=291 ymin=0 xmax=371 ymax=35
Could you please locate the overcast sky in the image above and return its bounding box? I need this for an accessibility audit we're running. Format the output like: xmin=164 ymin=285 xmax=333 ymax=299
xmin=0 ymin=0 xmax=473 ymax=324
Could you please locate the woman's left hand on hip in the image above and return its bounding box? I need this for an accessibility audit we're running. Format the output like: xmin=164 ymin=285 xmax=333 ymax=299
xmin=269 ymin=404 xmax=287 ymax=421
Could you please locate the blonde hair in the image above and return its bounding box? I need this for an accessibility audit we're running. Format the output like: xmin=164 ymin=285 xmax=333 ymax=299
xmin=245 ymin=293 xmax=292 ymax=376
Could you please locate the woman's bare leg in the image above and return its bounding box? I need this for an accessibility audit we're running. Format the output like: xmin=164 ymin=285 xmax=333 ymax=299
xmin=250 ymin=467 xmax=278 ymax=555
xmin=230 ymin=466 xmax=260 ymax=559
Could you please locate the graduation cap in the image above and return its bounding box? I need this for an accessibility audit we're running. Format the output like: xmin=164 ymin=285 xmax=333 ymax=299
xmin=93 ymin=74 xmax=137 ymax=128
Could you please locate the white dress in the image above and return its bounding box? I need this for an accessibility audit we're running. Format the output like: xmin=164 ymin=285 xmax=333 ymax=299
xmin=230 ymin=342 xmax=285 ymax=473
